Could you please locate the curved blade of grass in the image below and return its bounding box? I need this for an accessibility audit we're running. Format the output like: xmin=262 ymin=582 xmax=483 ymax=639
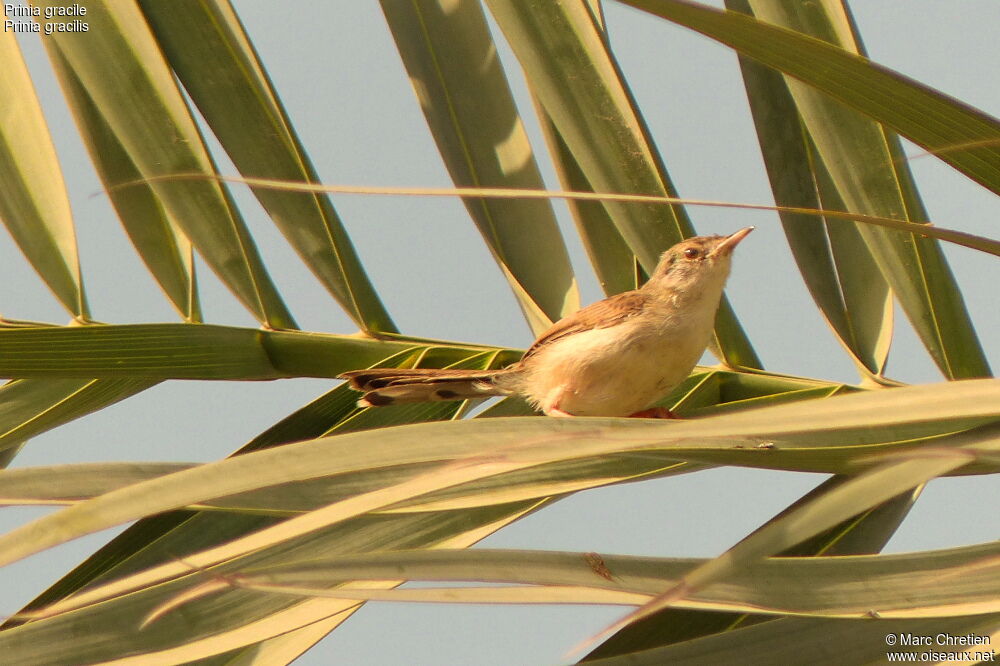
xmin=217 ymin=580 xmax=999 ymax=616
xmin=620 ymin=0 xmax=1000 ymax=195
xmin=1 ymin=378 xmax=996 ymax=581
xmin=0 ymin=348 xmax=499 ymax=629
xmin=683 ymin=385 xmax=843 ymax=418
xmin=808 ymin=149 xmax=893 ymax=377
xmin=0 ymin=502 xmax=543 ymax=665
xmin=483 ymin=0 xmax=760 ymax=368
xmin=380 ymin=0 xmax=579 ymax=334
xmin=2 ymin=347 xmax=428 ymax=617
xmin=214 ymin=450 xmax=692 ymax=516
xmin=0 ymin=396 xmax=986 ymax=574
xmin=599 ymin=423 xmax=1000 ymax=642
xmin=0 ymin=377 xmax=159 ymax=470
xmin=203 ymin=541 xmax=1000 ymax=619
xmin=48 ymin=48 xmax=199 ymax=321
xmin=1 ymin=375 xmax=896 ymax=516
xmin=138 ymin=0 xmax=395 ymax=333
xmin=4 ymin=347 xmax=535 ymax=660
xmin=583 ymin=477 xmax=920 ymax=659
xmin=739 ymin=0 xmax=989 ymax=380
xmin=35 ymin=1 xmax=295 ymax=328
xmin=776 ymin=480 xmax=921 ymax=559
xmin=0 ymin=32 xmax=87 ymax=319
xmin=587 ymin=396 xmax=921 ymax=656
xmin=6 ymin=382 xmax=996 ymax=662
xmin=17 ymin=422 xmax=984 ymax=650
xmin=198 ymin=508 xmax=539 ymax=666
xmin=169 ymin=584 xmax=648 ymax=612
xmin=727 ymin=0 xmax=890 ymax=379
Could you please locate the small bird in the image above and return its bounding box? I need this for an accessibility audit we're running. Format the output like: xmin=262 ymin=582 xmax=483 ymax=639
xmin=341 ymin=227 xmax=753 ymax=417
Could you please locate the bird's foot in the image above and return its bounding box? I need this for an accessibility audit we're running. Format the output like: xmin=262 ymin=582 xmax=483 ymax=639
xmin=628 ymin=407 xmax=678 ymax=419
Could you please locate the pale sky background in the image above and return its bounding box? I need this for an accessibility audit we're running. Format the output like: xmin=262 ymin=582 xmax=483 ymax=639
xmin=1 ymin=1 xmax=998 ymax=664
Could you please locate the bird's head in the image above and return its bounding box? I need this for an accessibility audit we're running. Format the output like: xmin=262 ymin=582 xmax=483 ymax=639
xmin=646 ymin=227 xmax=753 ymax=294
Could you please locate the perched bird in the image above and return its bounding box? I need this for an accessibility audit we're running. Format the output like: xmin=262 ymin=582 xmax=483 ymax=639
xmin=340 ymin=227 xmax=753 ymax=417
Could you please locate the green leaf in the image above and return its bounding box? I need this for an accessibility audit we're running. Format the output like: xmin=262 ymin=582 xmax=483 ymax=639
xmin=0 ymin=348 xmax=422 ymax=619
xmin=608 ymin=423 xmax=1000 ymax=636
xmin=483 ymin=0 xmax=761 ymax=368
xmin=584 ymin=478 xmax=920 ymax=658
xmin=35 ymin=1 xmax=295 ymax=328
xmin=0 ymin=502 xmax=543 ymax=665
xmin=207 ymin=541 xmax=1000 ymax=619
xmin=0 ymin=324 xmax=455 ymax=379
xmin=740 ymin=0 xmax=990 ymax=380
xmin=0 ymin=461 xmax=192 ymax=503
xmin=0 ymin=324 xmax=277 ymax=379
xmin=380 ymin=0 xmax=579 ymax=335
xmin=48 ymin=48 xmax=199 ymax=321
xmin=0 ymin=349 xmax=507 ymax=653
xmin=3 ymin=378 xmax=996 ymax=579
xmin=620 ymin=0 xmax=1000 ymax=196
xmin=727 ymin=0 xmax=891 ymax=379
xmin=525 ymin=0 xmax=629 ymax=294
xmin=139 ymin=0 xmax=396 ymax=333
xmin=4 ymin=346 xmax=536 ymax=660
xmin=0 ymin=32 xmax=87 ymax=319
xmin=539 ymin=112 xmax=641 ymax=296
xmin=7 ymin=380 xmax=997 ymax=662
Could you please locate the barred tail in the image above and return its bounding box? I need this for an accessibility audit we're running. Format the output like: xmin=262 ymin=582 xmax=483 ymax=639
xmin=339 ymin=368 xmax=514 ymax=407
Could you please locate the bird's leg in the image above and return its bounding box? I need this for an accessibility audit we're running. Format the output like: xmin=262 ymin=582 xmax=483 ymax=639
xmin=546 ymin=407 xmax=575 ymax=417
xmin=628 ymin=407 xmax=678 ymax=419
xmin=540 ymin=386 xmax=576 ymax=417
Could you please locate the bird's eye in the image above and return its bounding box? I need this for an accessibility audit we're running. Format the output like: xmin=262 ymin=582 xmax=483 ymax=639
xmin=683 ymin=248 xmax=701 ymax=259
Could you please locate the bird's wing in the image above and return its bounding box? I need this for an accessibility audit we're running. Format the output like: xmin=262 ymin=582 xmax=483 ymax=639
xmin=522 ymin=289 xmax=649 ymax=359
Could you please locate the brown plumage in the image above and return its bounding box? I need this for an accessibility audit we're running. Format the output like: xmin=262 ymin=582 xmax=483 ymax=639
xmin=521 ymin=290 xmax=650 ymax=360
xmin=339 ymin=228 xmax=752 ymax=417
xmin=339 ymin=367 xmax=511 ymax=405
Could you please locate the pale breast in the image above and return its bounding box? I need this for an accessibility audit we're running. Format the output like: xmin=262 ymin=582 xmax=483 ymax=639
xmin=515 ymin=305 xmax=716 ymax=416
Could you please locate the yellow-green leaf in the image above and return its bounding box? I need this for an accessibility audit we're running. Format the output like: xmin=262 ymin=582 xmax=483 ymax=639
xmin=36 ymin=1 xmax=295 ymax=328
xmin=381 ymin=0 xmax=579 ymax=334
xmin=139 ymin=0 xmax=396 ymax=333
xmin=0 ymin=31 xmax=87 ymax=318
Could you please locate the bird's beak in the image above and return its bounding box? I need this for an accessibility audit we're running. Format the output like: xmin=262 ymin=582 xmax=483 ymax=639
xmin=712 ymin=226 xmax=754 ymax=256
